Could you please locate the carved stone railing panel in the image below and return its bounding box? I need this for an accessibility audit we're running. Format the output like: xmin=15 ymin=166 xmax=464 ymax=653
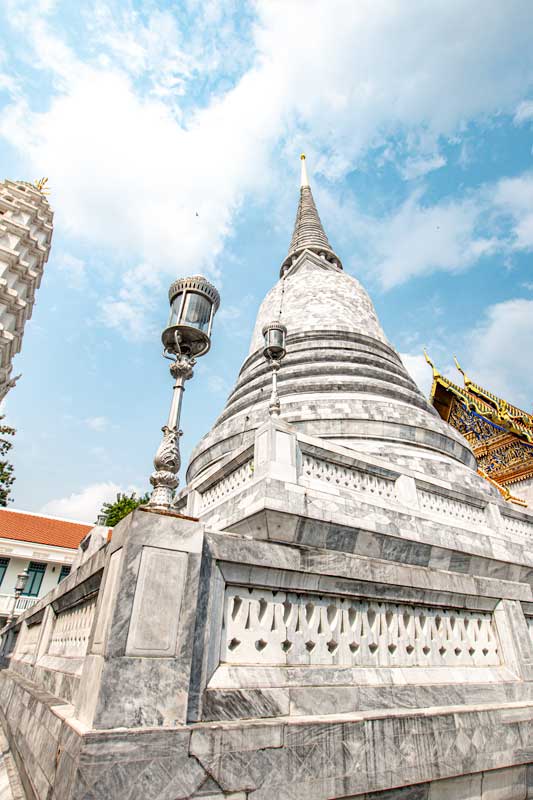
xmin=201 ymin=460 xmax=255 ymax=510
xmin=418 ymin=489 xmax=486 ymax=526
xmin=301 ymin=454 xmax=396 ymax=500
xmin=502 ymin=515 xmax=533 ymax=539
xmin=48 ymin=595 xmax=98 ymax=658
xmin=221 ymin=586 xmax=500 ymax=668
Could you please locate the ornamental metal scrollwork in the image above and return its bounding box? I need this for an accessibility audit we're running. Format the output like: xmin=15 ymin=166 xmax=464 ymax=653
xmin=148 ymin=355 xmax=195 ymax=509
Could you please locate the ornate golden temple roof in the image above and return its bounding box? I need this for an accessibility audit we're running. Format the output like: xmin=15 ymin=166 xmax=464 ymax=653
xmin=425 ymin=352 xmax=533 ymax=443
xmin=425 ymin=352 xmax=533 ymax=506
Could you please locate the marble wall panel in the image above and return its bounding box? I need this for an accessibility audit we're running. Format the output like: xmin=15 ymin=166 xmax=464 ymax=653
xmin=126 ymin=547 xmax=187 ymax=657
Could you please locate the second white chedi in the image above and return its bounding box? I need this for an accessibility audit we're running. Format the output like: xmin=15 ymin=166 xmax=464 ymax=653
xmin=0 ymin=179 xmax=53 ymax=401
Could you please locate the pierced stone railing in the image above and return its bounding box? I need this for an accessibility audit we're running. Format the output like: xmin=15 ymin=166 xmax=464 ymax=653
xmin=201 ymin=460 xmax=255 ymax=510
xmin=502 ymin=514 xmax=533 ymax=539
xmin=301 ymin=454 xmax=396 ymax=501
xmin=418 ymin=489 xmax=486 ymax=526
xmin=48 ymin=595 xmax=98 ymax=658
xmin=221 ymin=586 xmax=500 ymax=668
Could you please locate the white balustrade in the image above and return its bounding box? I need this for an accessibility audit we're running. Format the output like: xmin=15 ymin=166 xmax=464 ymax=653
xmin=48 ymin=595 xmax=98 ymax=658
xmin=221 ymin=586 xmax=500 ymax=668
xmin=502 ymin=515 xmax=533 ymax=539
xmin=201 ymin=460 xmax=255 ymax=510
xmin=418 ymin=490 xmax=486 ymax=526
xmin=15 ymin=596 xmax=38 ymax=612
xmin=301 ymin=454 xmax=396 ymax=500
xmin=0 ymin=594 xmax=37 ymax=616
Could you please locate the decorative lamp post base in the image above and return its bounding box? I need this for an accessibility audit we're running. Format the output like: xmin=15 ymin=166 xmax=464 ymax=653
xmin=147 ymin=424 xmax=183 ymax=509
xmin=147 ymin=353 xmax=193 ymax=510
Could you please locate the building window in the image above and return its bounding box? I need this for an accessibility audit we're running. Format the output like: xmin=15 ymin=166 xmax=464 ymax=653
xmin=0 ymin=558 xmax=9 ymax=588
xmin=23 ymin=562 xmax=47 ymax=597
xmin=58 ymin=565 xmax=71 ymax=584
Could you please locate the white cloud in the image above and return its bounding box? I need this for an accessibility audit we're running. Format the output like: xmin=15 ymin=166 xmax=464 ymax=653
xmin=87 ymin=6 xmax=193 ymax=96
xmin=402 ymin=298 xmax=533 ymax=416
xmin=207 ymin=374 xmax=230 ymax=395
xmin=56 ymin=252 xmax=86 ymax=289
xmin=349 ymin=187 xmax=497 ymax=289
xmin=99 ymin=262 xmax=163 ymax=340
xmin=401 ymin=296 xmax=533 ymax=418
xmin=400 ymin=353 xmax=433 ymax=399
xmin=40 ymin=480 xmax=122 ymax=521
xmin=332 ymin=170 xmax=533 ymax=289
xmin=400 ymin=154 xmax=447 ymax=181
xmin=218 ymin=305 xmax=244 ymax=323
xmin=259 ymin=0 xmax=533 ymax=178
xmin=493 ymin=172 xmax=533 ymax=251
xmin=514 ymin=100 xmax=533 ymax=125
xmin=463 ymin=298 xmax=533 ymax=409
xmin=2 ymin=0 xmax=533 ymax=309
xmin=84 ymin=416 xmax=109 ymax=431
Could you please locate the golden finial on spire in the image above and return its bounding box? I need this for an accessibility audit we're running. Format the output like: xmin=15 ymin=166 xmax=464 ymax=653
xmin=453 ymin=355 xmax=471 ymax=387
xmin=423 ymin=349 xmax=440 ymax=379
xmin=33 ymin=177 xmax=50 ymax=195
xmin=300 ymin=153 xmax=309 ymax=188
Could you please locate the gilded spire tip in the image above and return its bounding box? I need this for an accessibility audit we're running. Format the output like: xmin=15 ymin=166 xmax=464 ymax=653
xmin=34 ymin=177 xmax=50 ymax=195
xmin=424 ymin=349 xmax=440 ymax=379
xmin=453 ymin=355 xmax=468 ymax=383
xmin=300 ymin=153 xmax=309 ymax=188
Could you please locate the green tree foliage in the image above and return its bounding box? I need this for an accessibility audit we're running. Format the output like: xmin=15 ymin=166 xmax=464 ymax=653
xmin=98 ymin=491 xmax=150 ymax=527
xmin=0 ymin=416 xmax=15 ymax=507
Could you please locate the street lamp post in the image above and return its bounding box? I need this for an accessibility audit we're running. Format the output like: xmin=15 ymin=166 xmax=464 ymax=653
xmin=147 ymin=275 xmax=220 ymax=510
xmin=6 ymin=569 xmax=29 ymax=625
xmin=262 ymin=321 xmax=287 ymax=417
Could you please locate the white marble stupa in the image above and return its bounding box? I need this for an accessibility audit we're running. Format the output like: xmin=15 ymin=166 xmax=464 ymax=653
xmin=189 ymin=157 xmax=479 ymax=482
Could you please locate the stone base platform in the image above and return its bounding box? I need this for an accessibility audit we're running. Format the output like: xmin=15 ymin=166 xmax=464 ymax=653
xmin=3 ymin=424 xmax=533 ymax=799
xmin=2 ymin=663 xmax=533 ymax=800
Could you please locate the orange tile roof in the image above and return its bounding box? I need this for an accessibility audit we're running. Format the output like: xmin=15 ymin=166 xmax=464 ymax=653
xmin=0 ymin=508 xmax=92 ymax=550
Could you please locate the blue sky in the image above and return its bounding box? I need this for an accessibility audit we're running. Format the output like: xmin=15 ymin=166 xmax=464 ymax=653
xmin=1 ymin=0 xmax=533 ymax=521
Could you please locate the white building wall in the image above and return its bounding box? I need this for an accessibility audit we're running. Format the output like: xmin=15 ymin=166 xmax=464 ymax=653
xmin=512 ymin=476 xmax=533 ymax=507
xmin=0 ymin=179 xmax=53 ymax=400
xmin=0 ymin=539 xmax=76 ymax=621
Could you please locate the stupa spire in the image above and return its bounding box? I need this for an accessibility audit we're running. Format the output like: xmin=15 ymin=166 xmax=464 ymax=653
xmin=300 ymin=152 xmax=310 ymax=187
xmin=281 ymin=154 xmax=342 ymax=275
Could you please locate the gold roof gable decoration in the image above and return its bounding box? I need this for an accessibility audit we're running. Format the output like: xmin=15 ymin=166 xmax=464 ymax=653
xmin=425 ymin=351 xmax=533 ymax=506
xmin=33 ymin=177 xmax=50 ymax=195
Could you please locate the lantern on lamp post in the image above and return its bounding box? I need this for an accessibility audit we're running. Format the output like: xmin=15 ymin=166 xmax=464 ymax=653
xmin=147 ymin=275 xmax=220 ymax=510
xmin=262 ymin=321 xmax=287 ymax=417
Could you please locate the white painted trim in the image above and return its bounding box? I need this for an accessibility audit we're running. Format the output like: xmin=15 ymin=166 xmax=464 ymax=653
xmin=0 ymin=537 xmax=77 ymax=563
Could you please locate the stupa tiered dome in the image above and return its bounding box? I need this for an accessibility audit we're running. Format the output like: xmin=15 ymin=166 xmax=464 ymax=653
xmin=187 ymin=157 xmax=476 ymax=483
